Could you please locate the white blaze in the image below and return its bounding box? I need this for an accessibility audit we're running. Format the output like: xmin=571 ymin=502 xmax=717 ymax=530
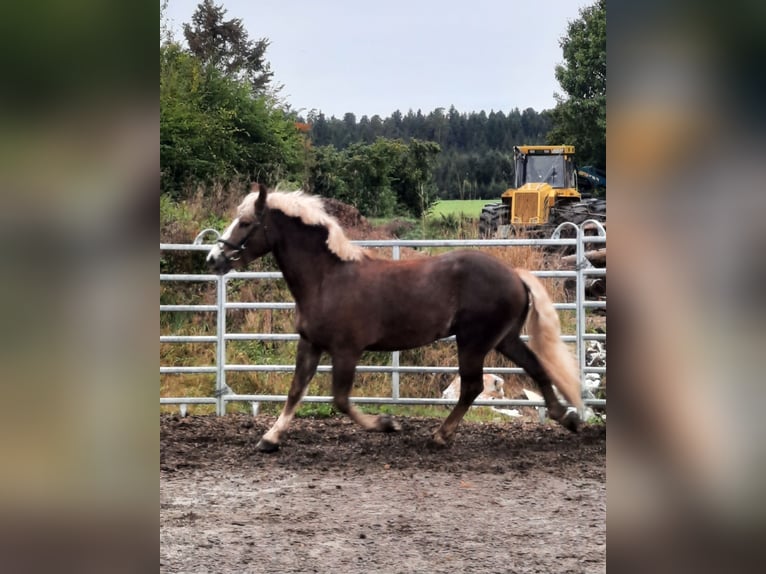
xmin=206 ymin=217 xmax=239 ymax=263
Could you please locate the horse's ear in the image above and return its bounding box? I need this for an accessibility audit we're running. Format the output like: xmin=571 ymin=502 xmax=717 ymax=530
xmin=252 ymin=182 xmax=268 ymax=214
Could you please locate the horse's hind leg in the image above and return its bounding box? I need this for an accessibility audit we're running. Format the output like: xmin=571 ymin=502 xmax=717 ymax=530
xmin=432 ymin=345 xmax=487 ymax=446
xmin=331 ymin=352 xmax=401 ymax=433
xmin=257 ymin=337 xmax=322 ymax=452
xmin=495 ymin=336 xmax=580 ymax=431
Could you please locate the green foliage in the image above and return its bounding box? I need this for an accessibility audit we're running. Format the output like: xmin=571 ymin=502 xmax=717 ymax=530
xmin=309 ymin=138 xmax=441 ymax=218
xmin=295 ymin=403 xmax=338 ymax=419
xmin=393 ymin=139 xmax=442 ymax=217
xmin=159 ymin=190 xmax=228 ymax=248
xmin=344 ymin=139 xmax=399 ymax=217
xmin=587 ymin=413 xmax=606 ymax=425
xmin=160 ymin=2 xmax=306 ymax=198
xmin=547 ymin=0 xmax=606 ymax=171
xmin=423 ymin=214 xmax=478 ymax=240
xmin=306 ymin=106 xmax=551 ymax=200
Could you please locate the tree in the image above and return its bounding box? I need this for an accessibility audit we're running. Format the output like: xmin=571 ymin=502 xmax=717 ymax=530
xmin=161 ymin=1 xmax=309 ymax=195
xmin=384 ymin=110 xmax=403 ymax=139
xmin=160 ymin=39 xmax=303 ymax=195
xmin=547 ymin=0 xmax=606 ymax=171
xmin=302 ymin=103 xmax=552 ymax=200
xmin=308 ymin=111 xmax=330 ymax=145
xmin=308 ymin=138 xmax=441 ymax=218
xmin=358 ymin=115 xmax=374 ymax=143
xmin=340 ymin=112 xmax=358 ymax=147
xmin=183 ymin=0 xmax=274 ymax=93
xmin=392 ymin=139 xmax=441 ymax=217
xmin=308 ymin=145 xmax=350 ymax=202
xmin=161 ymin=0 xmax=172 ymax=44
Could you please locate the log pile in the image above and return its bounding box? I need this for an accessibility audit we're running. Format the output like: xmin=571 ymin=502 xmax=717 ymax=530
xmin=560 ymin=248 xmax=606 ymax=269
xmin=561 ymin=248 xmax=606 ymax=300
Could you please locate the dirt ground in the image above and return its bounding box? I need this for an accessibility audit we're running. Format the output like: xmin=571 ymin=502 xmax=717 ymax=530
xmin=160 ymin=414 xmax=605 ymax=574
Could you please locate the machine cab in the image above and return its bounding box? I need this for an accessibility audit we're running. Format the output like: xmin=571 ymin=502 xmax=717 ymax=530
xmin=513 ymin=145 xmax=577 ymax=189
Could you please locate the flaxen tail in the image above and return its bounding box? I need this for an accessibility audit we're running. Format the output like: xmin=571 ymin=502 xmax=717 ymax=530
xmin=516 ymin=269 xmax=583 ymax=410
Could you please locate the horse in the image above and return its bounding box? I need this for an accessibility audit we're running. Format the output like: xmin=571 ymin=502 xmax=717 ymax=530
xmin=206 ymin=183 xmax=583 ymax=452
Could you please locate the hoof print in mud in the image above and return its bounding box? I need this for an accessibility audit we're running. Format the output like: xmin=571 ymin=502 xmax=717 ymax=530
xmin=256 ymin=438 xmax=280 ymax=453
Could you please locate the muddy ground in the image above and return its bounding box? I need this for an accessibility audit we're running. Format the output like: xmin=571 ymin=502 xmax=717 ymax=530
xmin=160 ymin=414 xmax=605 ymax=573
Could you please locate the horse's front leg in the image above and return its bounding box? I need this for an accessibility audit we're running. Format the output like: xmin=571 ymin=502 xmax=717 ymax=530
xmin=256 ymin=337 xmax=322 ymax=453
xmin=331 ymin=352 xmax=401 ymax=433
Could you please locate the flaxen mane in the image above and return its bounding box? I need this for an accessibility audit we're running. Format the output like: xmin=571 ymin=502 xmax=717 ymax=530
xmin=238 ymin=190 xmax=369 ymax=262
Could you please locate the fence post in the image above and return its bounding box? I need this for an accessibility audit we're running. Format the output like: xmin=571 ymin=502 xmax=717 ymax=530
xmin=552 ymin=222 xmax=585 ymax=419
xmin=216 ymin=274 xmax=227 ymax=416
xmin=391 ymin=245 xmax=401 ymax=400
xmin=575 ymin=226 xmax=587 ymax=419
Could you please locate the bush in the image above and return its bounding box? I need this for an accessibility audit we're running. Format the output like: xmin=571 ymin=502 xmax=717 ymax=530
xmin=160 ymin=41 xmax=305 ymax=197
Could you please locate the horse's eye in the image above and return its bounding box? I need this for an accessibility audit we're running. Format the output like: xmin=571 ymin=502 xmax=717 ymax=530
xmin=239 ymin=220 xmax=250 ymax=228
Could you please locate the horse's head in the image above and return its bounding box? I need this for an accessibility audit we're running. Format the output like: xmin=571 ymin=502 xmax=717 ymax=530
xmin=206 ymin=183 xmax=272 ymax=274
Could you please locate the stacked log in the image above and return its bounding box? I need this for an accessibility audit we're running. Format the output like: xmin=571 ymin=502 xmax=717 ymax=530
xmin=560 ymin=248 xmax=606 ymax=268
xmin=561 ymin=248 xmax=606 ymax=300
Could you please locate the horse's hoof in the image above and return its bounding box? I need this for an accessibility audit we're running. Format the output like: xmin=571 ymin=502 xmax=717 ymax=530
xmin=256 ymin=438 xmax=280 ymax=453
xmin=428 ymin=431 xmax=450 ymax=449
xmin=560 ymin=410 xmax=582 ymax=433
xmin=378 ymin=414 xmax=402 ymax=433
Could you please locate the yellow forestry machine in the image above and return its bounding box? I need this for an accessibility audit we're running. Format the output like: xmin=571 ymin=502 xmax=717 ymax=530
xmin=478 ymin=145 xmax=606 ymax=237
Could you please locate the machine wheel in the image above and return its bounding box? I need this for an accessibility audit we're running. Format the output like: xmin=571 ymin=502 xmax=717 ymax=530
xmin=479 ymin=203 xmax=509 ymax=238
xmin=548 ymin=198 xmax=607 ymax=252
xmin=550 ymin=198 xmax=606 ymax=227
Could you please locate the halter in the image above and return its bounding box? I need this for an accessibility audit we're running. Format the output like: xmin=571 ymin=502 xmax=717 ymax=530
xmin=216 ymin=218 xmax=267 ymax=262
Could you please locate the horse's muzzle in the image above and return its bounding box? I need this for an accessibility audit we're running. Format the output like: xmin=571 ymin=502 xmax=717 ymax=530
xmin=206 ymin=246 xmax=231 ymax=274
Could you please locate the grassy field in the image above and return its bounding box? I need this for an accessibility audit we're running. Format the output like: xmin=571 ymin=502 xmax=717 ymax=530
xmin=427 ymin=199 xmax=496 ymax=219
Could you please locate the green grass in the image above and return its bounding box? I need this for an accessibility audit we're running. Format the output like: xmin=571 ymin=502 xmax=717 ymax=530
xmin=368 ymin=216 xmax=416 ymax=226
xmin=427 ymin=199 xmax=495 ymax=219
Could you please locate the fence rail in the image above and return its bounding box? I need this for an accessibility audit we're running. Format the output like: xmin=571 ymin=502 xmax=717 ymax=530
xmin=160 ymin=224 xmax=606 ymax=416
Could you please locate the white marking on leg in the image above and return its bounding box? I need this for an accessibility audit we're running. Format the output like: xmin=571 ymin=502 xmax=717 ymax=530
xmin=262 ymin=410 xmax=295 ymax=444
xmin=261 ymin=383 xmax=311 ymax=444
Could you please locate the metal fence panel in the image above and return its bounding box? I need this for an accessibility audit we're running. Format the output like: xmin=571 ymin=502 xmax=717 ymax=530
xmin=160 ymin=225 xmax=606 ymax=415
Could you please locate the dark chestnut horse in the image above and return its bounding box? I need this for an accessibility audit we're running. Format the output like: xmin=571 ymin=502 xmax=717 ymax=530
xmin=207 ymin=184 xmax=583 ymax=451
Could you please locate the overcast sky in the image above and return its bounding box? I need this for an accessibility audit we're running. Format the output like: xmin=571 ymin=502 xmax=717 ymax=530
xmin=164 ymin=0 xmax=591 ymax=118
